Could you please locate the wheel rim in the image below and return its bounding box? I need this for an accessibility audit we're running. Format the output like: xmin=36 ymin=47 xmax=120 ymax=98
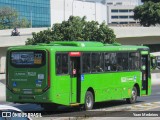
xmin=131 ymin=88 xmax=136 ymax=101
xmin=86 ymin=95 xmax=92 ymax=108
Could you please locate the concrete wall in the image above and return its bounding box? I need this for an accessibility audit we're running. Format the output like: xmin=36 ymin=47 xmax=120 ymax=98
xmin=111 ymin=27 xmax=160 ymax=38
xmin=0 ymin=47 xmax=7 ymax=73
xmin=106 ymin=0 xmax=139 ymax=5
xmin=0 ymin=28 xmax=48 ymax=47
xmin=111 ymin=27 xmax=160 ymax=45
xmin=50 ymin=0 xmax=107 ymax=25
xmin=107 ymin=5 xmax=137 ymax=24
xmin=1 ymin=27 xmax=160 ymax=73
xmin=0 ymin=28 xmax=48 ymax=73
xmin=50 ymin=0 xmax=140 ymax=26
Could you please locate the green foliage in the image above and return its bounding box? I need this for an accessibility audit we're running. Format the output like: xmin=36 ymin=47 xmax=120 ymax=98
xmin=17 ymin=18 xmax=30 ymax=28
xmin=26 ymin=29 xmax=52 ymax=45
xmin=26 ymin=16 xmax=116 ymax=45
xmin=142 ymin=0 xmax=160 ymax=3
xmin=0 ymin=6 xmax=30 ymax=29
xmin=134 ymin=1 xmax=160 ymax=26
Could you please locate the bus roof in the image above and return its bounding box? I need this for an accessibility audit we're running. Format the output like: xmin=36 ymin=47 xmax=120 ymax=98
xmin=8 ymin=41 xmax=149 ymax=52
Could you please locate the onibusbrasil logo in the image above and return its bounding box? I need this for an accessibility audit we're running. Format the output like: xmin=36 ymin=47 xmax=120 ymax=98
xmin=1 ymin=111 xmax=42 ymax=118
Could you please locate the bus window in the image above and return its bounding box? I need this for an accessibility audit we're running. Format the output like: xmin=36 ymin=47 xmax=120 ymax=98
xmin=56 ymin=54 xmax=61 ymax=74
xmin=104 ymin=53 xmax=117 ymax=71
xmin=117 ymin=52 xmax=128 ymax=71
xmin=129 ymin=52 xmax=140 ymax=70
xmin=82 ymin=53 xmax=91 ymax=73
xmin=104 ymin=53 xmax=111 ymax=71
xmin=62 ymin=54 xmax=68 ymax=74
xmin=91 ymin=53 xmax=104 ymax=73
xmin=56 ymin=53 xmax=68 ymax=75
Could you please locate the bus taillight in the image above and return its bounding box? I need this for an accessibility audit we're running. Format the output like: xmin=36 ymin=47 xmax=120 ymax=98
xmin=69 ymin=52 xmax=81 ymax=57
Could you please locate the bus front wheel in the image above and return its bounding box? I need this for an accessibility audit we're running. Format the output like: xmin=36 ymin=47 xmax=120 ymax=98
xmin=126 ymin=86 xmax=137 ymax=104
xmin=85 ymin=91 xmax=94 ymax=110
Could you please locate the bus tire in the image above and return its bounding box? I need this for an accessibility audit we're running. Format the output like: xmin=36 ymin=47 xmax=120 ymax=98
xmin=126 ymin=87 xmax=137 ymax=104
xmin=85 ymin=91 xmax=94 ymax=110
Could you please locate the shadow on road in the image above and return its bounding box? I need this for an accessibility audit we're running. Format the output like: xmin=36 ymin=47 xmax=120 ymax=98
xmin=11 ymin=100 xmax=144 ymax=117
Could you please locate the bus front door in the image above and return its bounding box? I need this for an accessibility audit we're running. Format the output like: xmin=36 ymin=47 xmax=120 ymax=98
xmin=70 ymin=57 xmax=81 ymax=104
xmin=141 ymin=54 xmax=149 ymax=94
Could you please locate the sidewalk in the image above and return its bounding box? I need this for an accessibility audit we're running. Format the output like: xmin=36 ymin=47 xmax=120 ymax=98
xmin=151 ymin=73 xmax=160 ymax=85
xmin=0 ymin=74 xmax=5 ymax=80
xmin=0 ymin=81 xmax=6 ymax=102
xmin=0 ymin=74 xmax=6 ymax=102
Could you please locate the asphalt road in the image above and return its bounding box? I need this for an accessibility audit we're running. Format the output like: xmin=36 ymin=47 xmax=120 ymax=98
xmin=1 ymin=84 xmax=159 ymax=119
xmin=137 ymin=85 xmax=160 ymax=102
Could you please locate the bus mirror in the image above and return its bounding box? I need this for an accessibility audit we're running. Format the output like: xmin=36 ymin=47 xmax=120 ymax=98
xmin=141 ymin=65 xmax=146 ymax=71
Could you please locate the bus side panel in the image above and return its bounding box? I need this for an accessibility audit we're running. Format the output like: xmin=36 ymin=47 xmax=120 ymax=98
xmin=52 ymin=76 xmax=71 ymax=105
xmin=80 ymin=73 xmax=119 ymax=103
xmin=80 ymin=71 xmax=141 ymax=104
xmin=50 ymin=51 xmax=71 ymax=105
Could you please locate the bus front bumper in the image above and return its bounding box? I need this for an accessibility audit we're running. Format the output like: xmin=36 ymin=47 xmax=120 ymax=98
xmin=6 ymin=90 xmax=52 ymax=103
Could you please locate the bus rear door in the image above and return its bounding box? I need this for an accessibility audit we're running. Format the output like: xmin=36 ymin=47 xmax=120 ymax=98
xmin=69 ymin=52 xmax=81 ymax=104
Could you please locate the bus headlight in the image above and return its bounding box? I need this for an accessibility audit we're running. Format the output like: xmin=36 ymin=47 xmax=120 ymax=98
xmin=13 ymin=88 xmax=20 ymax=92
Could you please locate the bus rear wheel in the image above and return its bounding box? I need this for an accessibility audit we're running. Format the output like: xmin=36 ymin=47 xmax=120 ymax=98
xmin=84 ymin=91 xmax=94 ymax=110
xmin=126 ymin=86 xmax=137 ymax=104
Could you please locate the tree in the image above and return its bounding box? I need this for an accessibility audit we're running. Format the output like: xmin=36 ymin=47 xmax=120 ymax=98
xmin=0 ymin=6 xmax=18 ymax=29
xmin=26 ymin=16 xmax=116 ymax=45
xmin=17 ymin=18 xmax=30 ymax=28
xmin=142 ymin=0 xmax=160 ymax=3
xmin=134 ymin=1 xmax=160 ymax=26
xmin=0 ymin=6 xmax=30 ymax=29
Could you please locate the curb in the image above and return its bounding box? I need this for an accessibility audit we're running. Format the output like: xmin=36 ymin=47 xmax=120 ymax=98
xmin=0 ymin=82 xmax=5 ymax=101
xmin=151 ymin=73 xmax=160 ymax=85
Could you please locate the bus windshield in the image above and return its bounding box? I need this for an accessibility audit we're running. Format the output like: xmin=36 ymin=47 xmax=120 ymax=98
xmin=10 ymin=50 xmax=46 ymax=67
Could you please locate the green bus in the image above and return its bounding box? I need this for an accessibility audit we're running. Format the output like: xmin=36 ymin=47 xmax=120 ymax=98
xmin=6 ymin=41 xmax=152 ymax=110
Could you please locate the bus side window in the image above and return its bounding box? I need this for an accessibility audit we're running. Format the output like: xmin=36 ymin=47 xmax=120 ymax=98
xmin=82 ymin=53 xmax=91 ymax=73
xmin=129 ymin=52 xmax=140 ymax=71
xmin=91 ymin=53 xmax=104 ymax=73
xmin=104 ymin=53 xmax=111 ymax=71
xmin=117 ymin=52 xmax=128 ymax=71
xmin=61 ymin=54 xmax=68 ymax=74
xmin=56 ymin=53 xmax=68 ymax=75
xmin=104 ymin=53 xmax=117 ymax=72
xmin=56 ymin=54 xmax=62 ymax=74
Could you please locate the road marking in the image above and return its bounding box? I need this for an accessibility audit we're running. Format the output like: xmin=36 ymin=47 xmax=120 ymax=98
xmin=130 ymin=102 xmax=160 ymax=111
xmin=90 ymin=102 xmax=160 ymax=112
